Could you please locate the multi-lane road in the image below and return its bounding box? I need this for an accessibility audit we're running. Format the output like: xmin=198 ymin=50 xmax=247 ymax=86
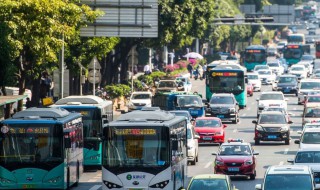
xmin=73 ymin=36 xmax=319 ymax=190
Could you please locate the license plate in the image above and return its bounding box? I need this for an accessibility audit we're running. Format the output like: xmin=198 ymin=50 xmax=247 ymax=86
xmin=228 ymin=167 xmax=239 ymax=172
xmin=203 ymin=136 xmax=212 ymax=140
xmin=22 ymin=185 xmax=35 ymax=189
xmin=268 ymin=135 xmax=277 ymax=139
xmin=284 ymin=89 xmax=290 ymax=93
xmin=191 ymin=110 xmax=198 ymax=114
xmin=217 ymin=115 xmax=224 ymax=118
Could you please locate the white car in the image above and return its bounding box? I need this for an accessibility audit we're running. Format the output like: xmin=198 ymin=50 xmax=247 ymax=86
xmin=187 ymin=126 xmax=199 ymax=165
xmin=294 ymin=128 xmax=320 ymax=150
xmin=256 ymin=91 xmax=288 ymax=117
xmin=297 ymin=61 xmax=313 ymax=76
xmin=257 ymin=69 xmax=276 ymax=85
xmin=297 ymin=79 xmax=320 ymax=105
xmin=253 ymin=65 xmax=270 ymax=74
xmin=175 ymin=76 xmax=192 ymax=92
xmin=272 ymin=76 xmax=280 ymax=91
xmin=287 ymin=149 xmax=320 ymax=189
xmin=247 ymin=73 xmax=261 ymax=91
xmin=288 ymin=64 xmax=308 ymax=80
xmin=277 ymin=41 xmax=287 ymax=52
xmin=267 ymin=61 xmax=284 ymax=75
xmin=128 ymin=91 xmax=153 ymax=111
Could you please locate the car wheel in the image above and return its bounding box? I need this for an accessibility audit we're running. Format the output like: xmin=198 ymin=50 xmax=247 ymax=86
xmin=295 ymin=93 xmax=298 ymax=97
xmin=190 ymin=157 xmax=196 ymax=165
xmin=298 ymin=102 xmax=302 ymax=105
xmin=255 ymin=139 xmax=260 ymax=145
xmin=250 ymin=171 xmax=256 ymax=180
xmin=232 ymin=118 xmax=237 ymax=124
xmin=285 ymin=139 xmax=290 ymax=145
xmin=196 ymin=152 xmax=199 ymax=162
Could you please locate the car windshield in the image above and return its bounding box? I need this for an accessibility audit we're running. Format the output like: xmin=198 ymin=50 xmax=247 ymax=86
xmin=254 ymin=66 xmax=269 ymax=71
xmin=302 ymin=132 xmax=320 ymax=144
xmin=210 ymin=96 xmax=234 ymax=104
xmin=308 ymin=96 xmax=320 ymax=102
xmin=278 ymin=77 xmax=297 ymax=84
xmin=315 ymin=70 xmax=320 ymax=74
xmin=131 ymin=94 xmax=150 ymax=99
xmin=188 ymin=179 xmax=228 ymax=190
xmin=220 ymin=145 xmax=251 ymax=155
xmin=264 ymin=174 xmax=312 ymax=190
xmin=259 ymin=114 xmax=287 ymax=124
xmin=291 ymin=66 xmax=304 ymax=71
xmin=260 ymin=94 xmax=284 ymax=100
xmin=295 ymin=151 xmax=320 ymax=163
xmin=195 ymin=119 xmax=220 ymax=128
xmin=258 ymin=70 xmax=271 ymax=75
xmin=158 ymin=81 xmax=176 ymax=88
xmin=301 ymin=55 xmax=313 ymax=61
xmin=248 ymin=75 xmax=259 ymax=80
xmin=267 ymin=63 xmax=279 ymax=67
xmin=301 ymin=82 xmax=320 ymax=90
xmin=305 ymin=108 xmax=320 ymax=118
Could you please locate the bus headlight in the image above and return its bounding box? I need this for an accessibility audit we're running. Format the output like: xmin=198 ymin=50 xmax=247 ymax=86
xmin=103 ymin=180 xmax=123 ymax=189
xmin=0 ymin=177 xmax=13 ymax=184
xmin=47 ymin=176 xmax=61 ymax=183
xmin=150 ymin=180 xmax=169 ymax=189
xmin=90 ymin=155 xmax=100 ymax=160
xmin=229 ymin=108 xmax=236 ymax=113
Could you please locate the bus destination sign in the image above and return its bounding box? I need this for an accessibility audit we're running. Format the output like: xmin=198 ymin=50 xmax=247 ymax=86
xmin=1 ymin=126 xmax=50 ymax=134
xmin=115 ymin=129 xmax=157 ymax=135
xmin=212 ymin=72 xmax=238 ymax=77
xmin=287 ymin=45 xmax=299 ymax=49
xmin=246 ymin=50 xmax=261 ymax=53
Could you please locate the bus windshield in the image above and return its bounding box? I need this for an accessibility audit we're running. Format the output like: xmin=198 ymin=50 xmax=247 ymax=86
xmin=0 ymin=124 xmax=63 ymax=170
xmin=177 ymin=96 xmax=202 ymax=107
xmin=103 ymin=126 xmax=170 ymax=169
xmin=245 ymin=52 xmax=265 ymax=63
xmin=209 ymin=72 xmax=244 ymax=94
xmin=301 ymin=82 xmax=320 ymax=89
xmin=284 ymin=48 xmax=303 ymax=59
xmin=264 ymin=174 xmax=312 ymax=190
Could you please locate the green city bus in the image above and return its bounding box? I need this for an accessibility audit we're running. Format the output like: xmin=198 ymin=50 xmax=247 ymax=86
xmin=244 ymin=45 xmax=267 ymax=71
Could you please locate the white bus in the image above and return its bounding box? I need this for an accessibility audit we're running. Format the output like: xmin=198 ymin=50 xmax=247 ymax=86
xmin=287 ymin=33 xmax=305 ymax=45
xmin=102 ymin=110 xmax=188 ymax=190
xmin=51 ymin=95 xmax=113 ymax=170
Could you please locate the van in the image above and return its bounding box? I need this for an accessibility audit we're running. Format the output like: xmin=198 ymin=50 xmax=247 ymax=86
xmin=255 ymin=165 xmax=316 ymax=190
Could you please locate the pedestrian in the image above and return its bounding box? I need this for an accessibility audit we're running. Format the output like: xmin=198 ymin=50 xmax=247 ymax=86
xmin=187 ymin=63 xmax=193 ymax=78
xmin=202 ymin=64 xmax=207 ymax=79
xmin=26 ymin=98 xmax=32 ymax=109
xmin=133 ymin=65 xmax=138 ymax=75
xmin=144 ymin=64 xmax=151 ymax=75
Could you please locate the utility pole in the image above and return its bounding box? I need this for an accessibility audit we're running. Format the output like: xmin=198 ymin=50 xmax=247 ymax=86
xmin=59 ymin=34 xmax=64 ymax=99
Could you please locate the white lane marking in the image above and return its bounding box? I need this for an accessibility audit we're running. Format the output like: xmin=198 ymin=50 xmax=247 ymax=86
xmin=279 ymin=161 xmax=284 ymax=165
xmin=88 ymin=179 xmax=99 ymax=182
xmin=284 ymin=148 xmax=289 ymax=155
xmin=247 ymin=107 xmax=251 ymax=111
xmin=204 ymin=162 xmax=212 ymax=168
xmin=294 ymin=107 xmax=297 ymax=110
xmin=233 ymin=129 xmax=238 ymax=133
xmin=242 ymin=113 xmax=247 ymax=116
xmin=89 ymin=185 xmax=102 ymax=190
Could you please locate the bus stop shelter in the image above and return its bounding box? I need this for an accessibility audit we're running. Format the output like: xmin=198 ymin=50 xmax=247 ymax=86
xmin=0 ymin=95 xmax=27 ymax=120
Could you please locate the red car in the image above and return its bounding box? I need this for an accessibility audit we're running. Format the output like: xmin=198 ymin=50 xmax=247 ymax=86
xmin=247 ymin=82 xmax=254 ymax=97
xmin=194 ymin=117 xmax=226 ymax=144
xmin=212 ymin=139 xmax=259 ymax=180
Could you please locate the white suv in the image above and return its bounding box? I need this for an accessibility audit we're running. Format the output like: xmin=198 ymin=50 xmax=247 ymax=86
xmin=187 ymin=126 xmax=199 ymax=165
xmin=297 ymin=79 xmax=320 ymax=105
xmin=256 ymin=92 xmax=288 ymax=117
xmin=247 ymin=73 xmax=262 ymax=91
xmin=255 ymin=165 xmax=316 ymax=190
xmin=295 ymin=128 xmax=320 ymax=150
xmin=128 ymin=91 xmax=152 ymax=111
xmin=267 ymin=61 xmax=284 ymax=75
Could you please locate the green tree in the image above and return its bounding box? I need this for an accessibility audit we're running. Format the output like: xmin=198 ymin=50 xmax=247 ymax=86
xmin=0 ymin=0 xmax=101 ymax=109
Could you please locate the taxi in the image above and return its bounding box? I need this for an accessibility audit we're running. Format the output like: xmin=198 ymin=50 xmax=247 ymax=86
xmin=182 ymin=174 xmax=238 ymax=190
xmin=212 ymin=139 xmax=259 ymax=180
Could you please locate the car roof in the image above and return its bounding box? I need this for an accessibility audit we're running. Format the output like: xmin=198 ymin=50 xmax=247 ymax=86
xmin=221 ymin=142 xmax=251 ymax=146
xmin=304 ymin=128 xmax=320 ymax=132
xmin=267 ymin=165 xmax=311 ymax=175
xmin=196 ymin=116 xmax=220 ymax=121
xmin=260 ymin=111 xmax=284 ymax=115
xmin=132 ymin=91 xmax=152 ymax=94
xmin=192 ymin=174 xmax=227 ymax=180
xmin=279 ymin=75 xmax=297 ymax=78
xmin=300 ymin=79 xmax=320 ymax=82
xmin=261 ymin=91 xmax=283 ymax=95
xmin=297 ymin=148 xmax=320 ymax=152
xmin=212 ymin=93 xmax=234 ymax=97
xmin=247 ymin=73 xmax=259 ymax=76
xmin=291 ymin=64 xmax=305 ymax=68
xmin=169 ymin=110 xmax=190 ymax=114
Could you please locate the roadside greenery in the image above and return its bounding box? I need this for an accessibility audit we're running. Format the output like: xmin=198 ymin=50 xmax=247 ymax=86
xmin=105 ymin=84 xmax=131 ymax=99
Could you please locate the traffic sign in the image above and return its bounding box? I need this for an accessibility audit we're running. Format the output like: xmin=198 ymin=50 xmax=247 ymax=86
xmin=88 ymin=70 xmax=101 ymax=84
xmin=88 ymin=56 xmax=101 ymax=70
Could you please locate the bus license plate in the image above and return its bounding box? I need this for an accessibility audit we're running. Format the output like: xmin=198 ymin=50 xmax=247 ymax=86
xmin=268 ymin=135 xmax=277 ymax=139
xmin=228 ymin=167 xmax=239 ymax=172
xmin=217 ymin=115 xmax=224 ymax=118
xmin=191 ymin=110 xmax=198 ymax=115
xmin=203 ymin=136 xmax=212 ymax=140
xmin=22 ymin=184 xmax=35 ymax=189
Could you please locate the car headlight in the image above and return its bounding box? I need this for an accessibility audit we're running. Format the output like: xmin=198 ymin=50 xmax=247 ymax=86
xmin=280 ymin=126 xmax=289 ymax=132
xmin=103 ymin=180 xmax=123 ymax=189
xmin=245 ymin=160 xmax=253 ymax=165
xmin=0 ymin=177 xmax=14 ymax=184
xmin=215 ymin=131 xmax=223 ymax=135
xmin=150 ymin=180 xmax=169 ymax=189
xmin=47 ymin=176 xmax=62 ymax=183
xmin=259 ymin=103 xmax=265 ymax=107
xmin=229 ymin=108 xmax=236 ymax=113
xmin=256 ymin=125 xmax=264 ymax=131
xmin=215 ymin=160 xmax=224 ymax=166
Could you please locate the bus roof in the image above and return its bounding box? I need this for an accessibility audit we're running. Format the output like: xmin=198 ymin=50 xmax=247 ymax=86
xmin=109 ymin=110 xmax=186 ymax=127
xmin=245 ymin=45 xmax=266 ymax=50
xmin=3 ymin=107 xmax=82 ymax=124
xmin=53 ymin=95 xmax=112 ymax=106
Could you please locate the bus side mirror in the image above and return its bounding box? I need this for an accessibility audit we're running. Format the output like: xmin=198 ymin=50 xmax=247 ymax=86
xmin=64 ymin=137 xmax=71 ymax=149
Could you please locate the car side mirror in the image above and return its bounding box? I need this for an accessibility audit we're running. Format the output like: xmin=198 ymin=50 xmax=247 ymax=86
xmin=297 ymin=130 xmax=302 ymax=134
xmin=252 ymin=120 xmax=257 ymax=124
xmin=294 ymin=140 xmax=300 ymax=144
xmin=253 ymin=152 xmax=259 ymax=155
xmin=212 ymin=152 xmax=217 ymax=156
xmin=287 ymin=158 xmax=294 ymax=163
xmin=195 ymin=135 xmax=200 ymax=139
xmin=223 ymin=124 xmax=227 ymax=128
xmin=256 ymin=98 xmax=259 ymax=101
xmin=288 ymin=121 xmax=293 ymax=124
xmin=255 ymin=184 xmax=262 ymax=190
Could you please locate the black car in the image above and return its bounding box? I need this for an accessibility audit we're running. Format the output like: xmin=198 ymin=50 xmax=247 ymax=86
xmin=206 ymin=93 xmax=239 ymax=124
xmin=252 ymin=111 xmax=292 ymax=145
xmin=275 ymin=75 xmax=299 ymax=96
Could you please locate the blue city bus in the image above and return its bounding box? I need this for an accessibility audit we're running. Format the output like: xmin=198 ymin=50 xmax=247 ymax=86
xmin=152 ymin=92 xmax=205 ymax=117
xmin=283 ymin=44 xmax=304 ymax=66
xmin=244 ymin=45 xmax=267 ymax=71
xmin=206 ymin=65 xmax=247 ymax=108
xmin=51 ymin=95 xmax=113 ymax=170
xmin=102 ymin=110 xmax=187 ymax=190
xmin=0 ymin=107 xmax=83 ymax=189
